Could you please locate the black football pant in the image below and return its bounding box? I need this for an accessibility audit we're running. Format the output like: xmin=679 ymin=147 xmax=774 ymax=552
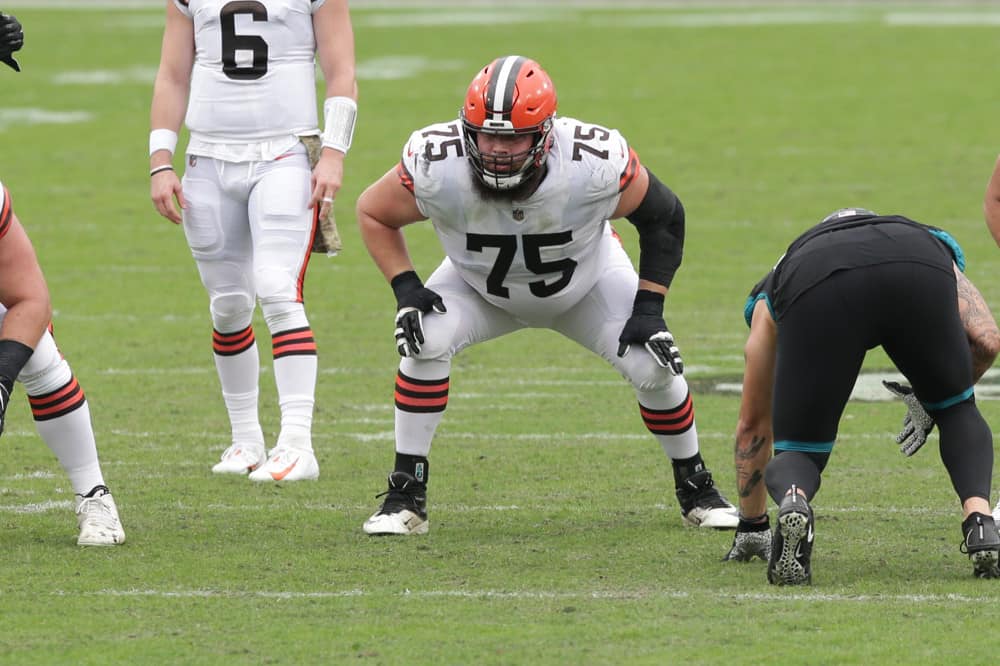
xmin=765 ymin=261 xmax=992 ymax=504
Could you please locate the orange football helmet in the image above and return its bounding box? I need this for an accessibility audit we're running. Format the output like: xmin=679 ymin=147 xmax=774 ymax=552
xmin=461 ymin=55 xmax=557 ymax=190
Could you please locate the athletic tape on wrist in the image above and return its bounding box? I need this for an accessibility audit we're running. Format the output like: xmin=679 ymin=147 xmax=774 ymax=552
xmin=149 ymin=128 xmax=178 ymax=157
xmin=321 ymin=96 xmax=357 ymax=154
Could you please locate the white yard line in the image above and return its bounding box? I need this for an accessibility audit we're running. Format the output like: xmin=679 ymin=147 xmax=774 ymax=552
xmin=68 ymin=586 xmax=996 ymax=604
xmin=0 ymin=496 xmax=960 ymax=517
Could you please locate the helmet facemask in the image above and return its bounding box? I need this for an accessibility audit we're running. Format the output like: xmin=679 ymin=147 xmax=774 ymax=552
xmin=461 ymin=115 xmax=553 ymax=191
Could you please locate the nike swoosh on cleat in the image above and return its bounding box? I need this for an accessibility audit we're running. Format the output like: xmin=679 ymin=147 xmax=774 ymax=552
xmin=270 ymin=458 xmax=299 ymax=480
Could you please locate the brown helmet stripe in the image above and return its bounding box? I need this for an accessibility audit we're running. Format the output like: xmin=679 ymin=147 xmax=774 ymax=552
xmin=484 ymin=56 xmax=527 ymax=122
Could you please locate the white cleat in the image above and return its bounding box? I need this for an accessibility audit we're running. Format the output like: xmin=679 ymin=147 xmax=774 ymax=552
xmin=363 ymin=471 xmax=429 ymax=535
xmin=211 ymin=443 xmax=267 ymax=475
xmin=676 ymin=469 xmax=739 ymax=529
xmin=684 ymin=505 xmax=740 ymax=529
xmin=76 ymin=486 xmax=125 ymax=546
xmin=247 ymin=446 xmax=319 ymax=482
xmin=363 ymin=509 xmax=429 ymax=536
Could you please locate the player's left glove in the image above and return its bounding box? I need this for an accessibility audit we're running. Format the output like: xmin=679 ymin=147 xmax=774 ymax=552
xmin=882 ymin=380 xmax=935 ymax=456
xmin=722 ymin=514 xmax=772 ymax=562
xmin=617 ymin=289 xmax=683 ymax=375
xmin=0 ymin=13 xmax=24 ymax=72
xmin=391 ymin=270 xmax=446 ymax=357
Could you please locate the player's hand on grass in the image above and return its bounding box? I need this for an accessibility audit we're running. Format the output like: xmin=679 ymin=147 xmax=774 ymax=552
xmin=882 ymin=380 xmax=935 ymax=456
xmin=723 ymin=515 xmax=772 ymax=562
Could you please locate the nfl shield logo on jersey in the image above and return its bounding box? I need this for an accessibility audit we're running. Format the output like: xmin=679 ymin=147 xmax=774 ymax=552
xmin=512 ymin=208 xmax=524 ymax=221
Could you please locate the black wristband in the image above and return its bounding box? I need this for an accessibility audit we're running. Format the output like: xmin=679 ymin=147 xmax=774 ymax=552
xmin=390 ymin=270 xmax=424 ymax=303
xmin=0 ymin=338 xmax=34 ymax=383
xmin=631 ymin=289 xmax=665 ymax=316
xmin=150 ymin=165 xmax=175 ymax=177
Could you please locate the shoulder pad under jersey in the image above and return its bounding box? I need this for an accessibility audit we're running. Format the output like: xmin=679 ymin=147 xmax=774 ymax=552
xmin=550 ymin=116 xmax=641 ymax=198
xmin=397 ymin=120 xmax=468 ymax=198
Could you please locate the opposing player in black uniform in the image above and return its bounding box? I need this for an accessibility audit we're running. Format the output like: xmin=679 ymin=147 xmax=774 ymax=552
xmin=724 ymin=208 xmax=1000 ymax=583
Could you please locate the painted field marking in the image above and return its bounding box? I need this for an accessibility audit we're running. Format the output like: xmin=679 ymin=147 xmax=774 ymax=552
xmin=66 ymin=587 xmax=997 ymax=604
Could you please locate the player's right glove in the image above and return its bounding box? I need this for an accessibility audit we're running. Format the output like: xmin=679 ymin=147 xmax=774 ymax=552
xmin=722 ymin=514 xmax=772 ymax=562
xmin=882 ymin=380 xmax=935 ymax=456
xmin=0 ymin=13 xmax=24 ymax=72
xmin=390 ymin=270 xmax=446 ymax=357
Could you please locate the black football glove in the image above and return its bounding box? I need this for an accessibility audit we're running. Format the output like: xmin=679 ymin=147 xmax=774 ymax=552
xmin=882 ymin=380 xmax=935 ymax=456
xmin=723 ymin=515 xmax=772 ymax=562
xmin=616 ymin=290 xmax=683 ymax=375
xmin=0 ymin=13 xmax=24 ymax=72
xmin=390 ymin=270 xmax=446 ymax=357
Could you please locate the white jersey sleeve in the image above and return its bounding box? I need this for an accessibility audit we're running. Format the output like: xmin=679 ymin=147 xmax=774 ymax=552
xmin=180 ymin=0 xmax=326 ymax=143
xmin=396 ymin=116 xmax=644 ymax=323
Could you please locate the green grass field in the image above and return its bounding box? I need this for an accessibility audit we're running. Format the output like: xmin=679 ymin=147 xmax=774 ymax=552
xmin=1 ymin=1 xmax=1000 ymax=663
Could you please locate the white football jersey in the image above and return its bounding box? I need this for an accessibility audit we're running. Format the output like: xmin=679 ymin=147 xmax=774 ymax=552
xmin=176 ymin=0 xmax=326 ymax=143
xmin=397 ymin=116 xmax=641 ymax=320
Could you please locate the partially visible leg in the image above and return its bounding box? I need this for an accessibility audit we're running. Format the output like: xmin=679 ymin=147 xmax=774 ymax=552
xmin=764 ymin=271 xmax=872 ymax=584
xmin=882 ymin=263 xmax=999 ymax=576
xmin=246 ymin=150 xmax=319 ymax=482
xmin=552 ymin=239 xmax=736 ymax=528
xmin=364 ymin=259 xmax=521 ymax=535
xmin=182 ymin=158 xmax=265 ymax=474
xmin=19 ymin=329 xmax=124 ymax=546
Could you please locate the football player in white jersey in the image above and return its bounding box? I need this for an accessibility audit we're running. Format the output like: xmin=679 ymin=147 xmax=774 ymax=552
xmin=0 ymin=16 xmax=123 ymax=546
xmin=0 ymin=180 xmax=125 ymax=545
xmin=356 ymin=55 xmax=738 ymax=535
xmin=149 ymin=0 xmax=357 ymax=481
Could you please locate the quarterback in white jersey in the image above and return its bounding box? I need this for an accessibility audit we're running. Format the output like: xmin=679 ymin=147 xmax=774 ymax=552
xmin=149 ymin=0 xmax=357 ymax=481
xmin=357 ymin=55 xmax=738 ymax=536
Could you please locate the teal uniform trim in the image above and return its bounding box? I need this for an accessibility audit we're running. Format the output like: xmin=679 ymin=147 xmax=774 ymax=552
xmin=774 ymin=440 xmax=835 ymax=453
xmin=743 ymin=293 xmax=774 ymax=327
xmin=927 ymin=229 xmax=965 ymax=272
xmin=922 ymin=386 xmax=974 ymax=411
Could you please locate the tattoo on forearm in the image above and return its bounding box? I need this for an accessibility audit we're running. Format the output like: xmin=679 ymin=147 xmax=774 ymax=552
xmin=735 ymin=434 xmax=768 ymax=498
xmin=738 ymin=470 xmax=764 ymax=499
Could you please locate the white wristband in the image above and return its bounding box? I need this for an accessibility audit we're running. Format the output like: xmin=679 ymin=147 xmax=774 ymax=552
xmin=321 ymin=96 xmax=357 ymax=154
xmin=149 ymin=129 xmax=178 ymax=157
